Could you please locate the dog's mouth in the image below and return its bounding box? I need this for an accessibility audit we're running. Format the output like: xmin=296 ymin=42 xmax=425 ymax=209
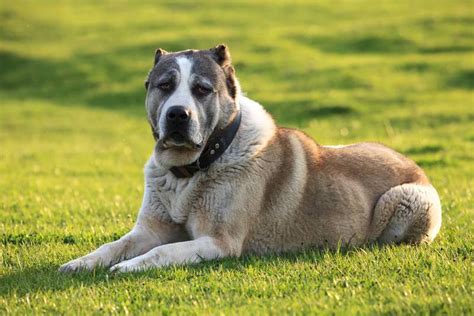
xmin=168 ymin=131 xmax=185 ymax=143
xmin=160 ymin=131 xmax=203 ymax=151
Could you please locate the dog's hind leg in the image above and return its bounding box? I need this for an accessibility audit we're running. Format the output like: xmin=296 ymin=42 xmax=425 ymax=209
xmin=369 ymin=183 xmax=442 ymax=245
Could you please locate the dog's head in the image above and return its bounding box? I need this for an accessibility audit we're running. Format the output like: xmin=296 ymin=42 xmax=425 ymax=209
xmin=145 ymin=44 xmax=240 ymax=168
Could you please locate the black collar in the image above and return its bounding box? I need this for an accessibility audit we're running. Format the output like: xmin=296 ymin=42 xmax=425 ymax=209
xmin=169 ymin=110 xmax=242 ymax=178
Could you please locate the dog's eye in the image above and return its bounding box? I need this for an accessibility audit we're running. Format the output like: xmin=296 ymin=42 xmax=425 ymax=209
xmin=157 ymin=82 xmax=173 ymax=91
xmin=193 ymin=84 xmax=213 ymax=97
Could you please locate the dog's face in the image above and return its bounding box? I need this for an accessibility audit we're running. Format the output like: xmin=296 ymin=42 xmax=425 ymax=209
xmin=145 ymin=45 xmax=239 ymax=168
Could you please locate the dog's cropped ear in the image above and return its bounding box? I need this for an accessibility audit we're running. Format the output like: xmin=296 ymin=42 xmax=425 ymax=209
xmin=224 ymin=65 xmax=239 ymax=99
xmin=210 ymin=44 xmax=239 ymax=99
xmin=145 ymin=48 xmax=168 ymax=90
xmin=210 ymin=44 xmax=231 ymax=67
xmin=154 ymin=48 xmax=168 ymax=65
xmin=210 ymin=44 xmax=240 ymax=99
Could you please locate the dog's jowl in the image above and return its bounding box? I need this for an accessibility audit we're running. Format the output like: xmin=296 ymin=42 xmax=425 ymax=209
xmin=60 ymin=45 xmax=442 ymax=273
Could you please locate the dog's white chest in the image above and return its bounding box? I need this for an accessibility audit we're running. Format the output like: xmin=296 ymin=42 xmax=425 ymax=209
xmin=147 ymin=170 xmax=203 ymax=224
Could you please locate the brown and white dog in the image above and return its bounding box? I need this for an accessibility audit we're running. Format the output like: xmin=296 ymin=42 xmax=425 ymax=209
xmin=60 ymin=45 xmax=442 ymax=273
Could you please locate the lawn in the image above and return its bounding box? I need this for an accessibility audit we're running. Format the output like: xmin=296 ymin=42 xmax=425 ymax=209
xmin=1 ymin=0 xmax=473 ymax=314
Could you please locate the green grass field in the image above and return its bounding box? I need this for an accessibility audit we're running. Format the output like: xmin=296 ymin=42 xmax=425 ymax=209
xmin=1 ymin=0 xmax=473 ymax=314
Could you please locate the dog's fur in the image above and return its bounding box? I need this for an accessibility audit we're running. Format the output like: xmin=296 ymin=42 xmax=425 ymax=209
xmin=60 ymin=45 xmax=442 ymax=273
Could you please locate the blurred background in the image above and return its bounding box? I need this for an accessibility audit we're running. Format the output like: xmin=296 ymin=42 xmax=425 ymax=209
xmin=1 ymin=0 xmax=472 ymax=244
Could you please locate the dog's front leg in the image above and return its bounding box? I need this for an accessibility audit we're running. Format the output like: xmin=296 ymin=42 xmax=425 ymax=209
xmin=110 ymin=236 xmax=235 ymax=272
xmin=59 ymin=170 xmax=190 ymax=273
xmin=58 ymin=219 xmax=185 ymax=273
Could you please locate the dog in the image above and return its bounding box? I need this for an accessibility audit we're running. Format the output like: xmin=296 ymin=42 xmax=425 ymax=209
xmin=59 ymin=45 xmax=442 ymax=273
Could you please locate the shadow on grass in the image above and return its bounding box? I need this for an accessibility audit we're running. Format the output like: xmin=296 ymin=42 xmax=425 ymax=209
xmin=404 ymin=145 xmax=444 ymax=155
xmin=294 ymin=15 xmax=473 ymax=56
xmin=0 ymin=245 xmax=379 ymax=298
xmin=296 ymin=34 xmax=418 ymax=54
xmin=403 ymin=145 xmax=453 ymax=168
xmin=443 ymin=69 xmax=474 ymax=90
xmin=397 ymin=62 xmax=434 ymax=73
xmin=243 ymin=62 xmax=371 ymax=92
xmin=0 ymin=266 xmax=114 ymax=298
xmin=297 ymin=33 xmax=473 ymax=55
xmin=268 ymin=99 xmax=356 ymax=127
xmin=389 ymin=113 xmax=474 ymax=130
xmin=1 ymin=232 xmax=123 ymax=246
xmin=0 ymin=50 xmax=147 ymax=116
xmin=415 ymin=158 xmax=452 ymax=168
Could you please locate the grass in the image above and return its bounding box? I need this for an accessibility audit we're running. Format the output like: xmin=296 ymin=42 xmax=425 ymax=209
xmin=1 ymin=0 xmax=473 ymax=314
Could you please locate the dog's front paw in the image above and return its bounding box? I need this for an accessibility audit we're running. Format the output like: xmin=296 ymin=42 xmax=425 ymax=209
xmin=58 ymin=256 xmax=103 ymax=273
xmin=110 ymin=258 xmax=149 ymax=273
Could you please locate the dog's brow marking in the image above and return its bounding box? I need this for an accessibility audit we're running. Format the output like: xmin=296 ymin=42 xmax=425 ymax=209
xmin=176 ymin=57 xmax=193 ymax=89
xmin=169 ymin=57 xmax=194 ymax=107
xmin=174 ymin=57 xmax=199 ymax=118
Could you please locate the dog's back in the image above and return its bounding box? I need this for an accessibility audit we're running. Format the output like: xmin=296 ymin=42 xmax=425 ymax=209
xmin=243 ymin=127 xmax=439 ymax=253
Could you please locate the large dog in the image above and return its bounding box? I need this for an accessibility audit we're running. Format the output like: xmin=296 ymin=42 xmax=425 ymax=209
xmin=60 ymin=45 xmax=442 ymax=273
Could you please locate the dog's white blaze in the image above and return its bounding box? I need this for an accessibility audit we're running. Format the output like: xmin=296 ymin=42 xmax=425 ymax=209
xmin=158 ymin=57 xmax=197 ymax=136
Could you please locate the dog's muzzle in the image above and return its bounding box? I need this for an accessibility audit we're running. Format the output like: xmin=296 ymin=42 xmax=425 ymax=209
xmin=160 ymin=106 xmax=202 ymax=149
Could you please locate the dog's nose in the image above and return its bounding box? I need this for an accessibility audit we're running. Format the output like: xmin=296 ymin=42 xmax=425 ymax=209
xmin=166 ymin=106 xmax=190 ymax=124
